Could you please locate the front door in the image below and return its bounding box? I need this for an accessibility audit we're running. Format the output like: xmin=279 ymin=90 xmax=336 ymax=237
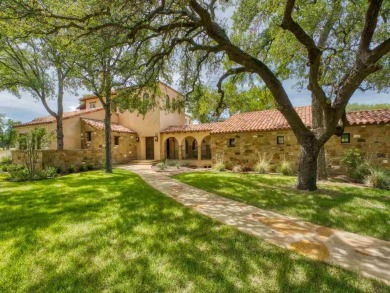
xmin=145 ymin=137 xmax=155 ymax=160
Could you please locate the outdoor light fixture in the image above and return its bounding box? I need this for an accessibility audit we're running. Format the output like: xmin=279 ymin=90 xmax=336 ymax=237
xmin=154 ymin=133 xmax=159 ymax=142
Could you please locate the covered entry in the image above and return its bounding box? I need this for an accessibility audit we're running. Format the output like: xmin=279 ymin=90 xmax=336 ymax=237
xmin=165 ymin=137 xmax=179 ymax=159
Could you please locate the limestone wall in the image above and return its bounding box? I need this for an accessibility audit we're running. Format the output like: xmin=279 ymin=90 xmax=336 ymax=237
xmin=81 ymin=121 xmax=137 ymax=163
xmin=210 ymin=124 xmax=390 ymax=171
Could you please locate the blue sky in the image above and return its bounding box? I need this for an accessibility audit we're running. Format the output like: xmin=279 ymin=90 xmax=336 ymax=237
xmin=1 ymin=81 xmax=388 ymax=123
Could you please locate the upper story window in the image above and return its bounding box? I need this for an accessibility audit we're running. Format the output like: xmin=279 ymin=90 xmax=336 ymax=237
xmin=89 ymin=102 xmax=96 ymax=109
xmin=114 ymin=136 xmax=119 ymax=146
xmin=165 ymin=95 xmax=170 ymax=108
xmin=341 ymin=133 xmax=350 ymax=143
xmin=143 ymin=93 xmax=149 ymax=101
xmin=86 ymin=131 xmax=92 ymax=142
xmin=277 ymin=136 xmax=284 ymax=144
xmin=228 ymin=138 xmax=236 ymax=147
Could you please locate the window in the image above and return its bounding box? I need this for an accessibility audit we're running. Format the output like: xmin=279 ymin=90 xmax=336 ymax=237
xmin=341 ymin=133 xmax=350 ymax=143
xmin=143 ymin=93 xmax=149 ymax=101
xmin=165 ymin=95 xmax=170 ymax=108
xmin=86 ymin=131 xmax=92 ymax=142
xmin=228 ymin=138 xmax=236 ymax=147
xmin=277 ymin=136 xmax=284 ymax=144
xmin=114 ymin=136 xmax=120 ymax=146
xmin=89 ymin=102 xmax=96 ymax=109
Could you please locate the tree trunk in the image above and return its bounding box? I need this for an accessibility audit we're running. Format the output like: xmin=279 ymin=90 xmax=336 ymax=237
xmin=317 ymin=147 xmax=327 ymax=180
xmin=56 ymin=76 xmax=64 ymax=150
xmin=297 ymin=142 xmax=320 ymax=191
xmin=56 ymin=116 xmax=64 ymax=150
xmin=104 ymin=105 xmax=112 ymax=173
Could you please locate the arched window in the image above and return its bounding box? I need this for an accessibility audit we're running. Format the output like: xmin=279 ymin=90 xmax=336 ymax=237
xmin=165 ymin=95 xmax=170 ymax=108
xmin=143 ymin=93 xmax=149 ymax=101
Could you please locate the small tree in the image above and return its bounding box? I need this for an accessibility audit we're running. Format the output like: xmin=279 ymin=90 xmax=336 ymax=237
xmin=17 ymin=128 xmax=53 ymax=180
xmin=0 ymin=115 xmax=19 ymax=149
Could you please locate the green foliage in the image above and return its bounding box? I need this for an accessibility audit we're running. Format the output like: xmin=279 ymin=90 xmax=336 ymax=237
xmin=0 ymin=156 xmax=12 ymax=171
xmin=156 ymin=162 xmax=166 ymax=170
xmin=7 ymin=164 xmax=29 ymax=181
xmin=0 ymin=115 xmax=18 ymax=149
xmin=37 ymin=167 xmax=57 ymax=179
xmin=364 ymin=168 xmax=390 ymax=190
xmin=213 ymin=162 xmax=226 ymax=172
xmin=254 ymin=152 xmax=273 ymax=174
xmin=351 ymin=162 xmax=371 ymax=183
xmin=67 ymin=165 xmax=77 ymax=173
xmin=86 ymin=163 xmax=95 ymax=171
xmin=79 ymin=165 xmax=88 ymax=172
xmin=346 ymin=103 xmax=390 ymax=112
xmin=17 ymin=128 xmax=53 ymax=180
xmin=341 ymin=149 xmax=365 ymax=178
xmin=279 ymin=161 xmax=293 ymax=176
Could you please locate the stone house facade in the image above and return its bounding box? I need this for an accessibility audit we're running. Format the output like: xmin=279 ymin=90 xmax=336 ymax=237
xmin=14 ymin=81 xmax=390 ymax=171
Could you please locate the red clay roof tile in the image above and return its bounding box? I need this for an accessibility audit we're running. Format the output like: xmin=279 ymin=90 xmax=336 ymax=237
xmin=81 ymin=118 xmax=136 ymax=134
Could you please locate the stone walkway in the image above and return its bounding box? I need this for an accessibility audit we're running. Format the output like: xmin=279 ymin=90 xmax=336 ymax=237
xmin=120 ymin=165 xmax=390 ymax=284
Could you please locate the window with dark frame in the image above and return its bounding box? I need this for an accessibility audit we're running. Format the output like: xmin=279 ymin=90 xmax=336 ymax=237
xmin=86 ymin=131 xmax=92 ymax=142
xmin=114 ymin=136 xmax=120 ymax=146
xmin=89 ymin=102 xmax=96 ymax=109
xmin=277 ymin=136 xmax=284 ymax=144
xmin=229 ymin=138 xmax=236 ymax=147
xmin=341 ymin=133 xmax=350 ymax=143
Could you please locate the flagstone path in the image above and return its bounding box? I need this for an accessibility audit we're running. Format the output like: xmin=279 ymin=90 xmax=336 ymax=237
xmin=120 ymin=165 xmax=390 ymax=284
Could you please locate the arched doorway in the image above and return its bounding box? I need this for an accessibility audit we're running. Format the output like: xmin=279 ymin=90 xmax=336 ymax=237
xmin=201 ymin=135 xmax=211 ymax=160
xmin=182 ymin=136 xmax=198 ymax=160
xmin=165 ymin=137 xmax=179 ymax=159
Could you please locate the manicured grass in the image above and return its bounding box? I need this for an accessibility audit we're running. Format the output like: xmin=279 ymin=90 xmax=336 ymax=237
xmin=0 ymin=170 xmax=388 ymax=292
xmin=174 ymin=172 xmax=390 ymax=241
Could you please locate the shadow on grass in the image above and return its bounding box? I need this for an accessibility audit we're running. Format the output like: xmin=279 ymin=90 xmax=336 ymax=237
xmin=174 ymin=172 xmax=390 ymax=241
xmin=0 ymin=170 xmax=387 ymax=292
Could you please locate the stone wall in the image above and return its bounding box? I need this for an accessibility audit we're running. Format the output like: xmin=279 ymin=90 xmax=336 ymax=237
xmin=210 ymin=124 xmax=390 ymax=171
xmin=12 ymin=149 xmax=104 ymax=171
xmin=81 ymin=121 xmax=137 ymax=163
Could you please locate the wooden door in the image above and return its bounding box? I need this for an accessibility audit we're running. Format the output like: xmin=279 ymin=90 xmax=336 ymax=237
xmin=145 ymin=137 xmax=155 ymax=160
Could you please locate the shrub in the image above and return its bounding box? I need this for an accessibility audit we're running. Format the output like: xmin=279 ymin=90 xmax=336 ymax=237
xmin=7 ymin=164 xmax=29 ymax=181
xmin=37 ymin=167 xmax=57 ymax=179
xmin=279 ymin=161 xmax=294 ymax=176
xmin=254 ymin=161 xmax=271 ymax=174
xmin=86 ymin=164 xmax=94 ymax=171
xmin=213 ymin=162 xmax=225 ymax=172
xmin=232 ymin=165 xmax=243 ymax=173
xmin=67 ymin=165 xmax=77 ymax=173
xmin=0 ymin=156 xmax=13 ymax=172
xmin=79 ymin=165 xmax=88 ymax=172
xmin=156 ymin=162 xmax=166 ymax=171
xmin=364 ymin=168 xmax=390 ymax=190
xmin=175 ymin=161 xmax=181 ymax=169
xmin=351 ymin=162 xmax=371 ymax=182
xmin=341 ymin=149 xmax=365 ymax=177
xmin=254 ymin=152 xmax=273 ymax=174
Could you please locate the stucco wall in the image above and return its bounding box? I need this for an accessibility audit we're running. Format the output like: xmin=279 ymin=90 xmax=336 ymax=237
xmin=210 ymin=124 xmax=390 ymax=171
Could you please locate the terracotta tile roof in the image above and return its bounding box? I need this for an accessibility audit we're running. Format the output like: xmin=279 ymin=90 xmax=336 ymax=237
xmin=346 ymin=109 xmax=390 ymax=126
xmin=161 ymin=106 xmax=390 ymax=135
xmin=15 ymin=107 xmax=105 ymax=127
xmin=211 ymin=106 xmax=390 ymax=134
xmin=81 ymin=118 xmax=136 ymax=134
xmin=161 ymin=122 xmax=223 ymax=134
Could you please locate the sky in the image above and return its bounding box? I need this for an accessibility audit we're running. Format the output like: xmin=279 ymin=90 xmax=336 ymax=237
xmin=1 ymin=82 xmax=388 ymax=123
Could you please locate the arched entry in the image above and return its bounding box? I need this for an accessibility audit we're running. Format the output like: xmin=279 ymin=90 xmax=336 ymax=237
xmin=201 ymin=135 xmax=211 ymax=160
xmin=165 ymin=137 xmax=179 ymax=159
xmin=182 ymin=136 xmax=198 ymax=160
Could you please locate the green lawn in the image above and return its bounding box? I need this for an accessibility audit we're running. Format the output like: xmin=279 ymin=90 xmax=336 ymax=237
xmin=0 ymin=170 xmax=388 ymax=292
xmin=174 ymin=172 xmax=390 ymax=241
